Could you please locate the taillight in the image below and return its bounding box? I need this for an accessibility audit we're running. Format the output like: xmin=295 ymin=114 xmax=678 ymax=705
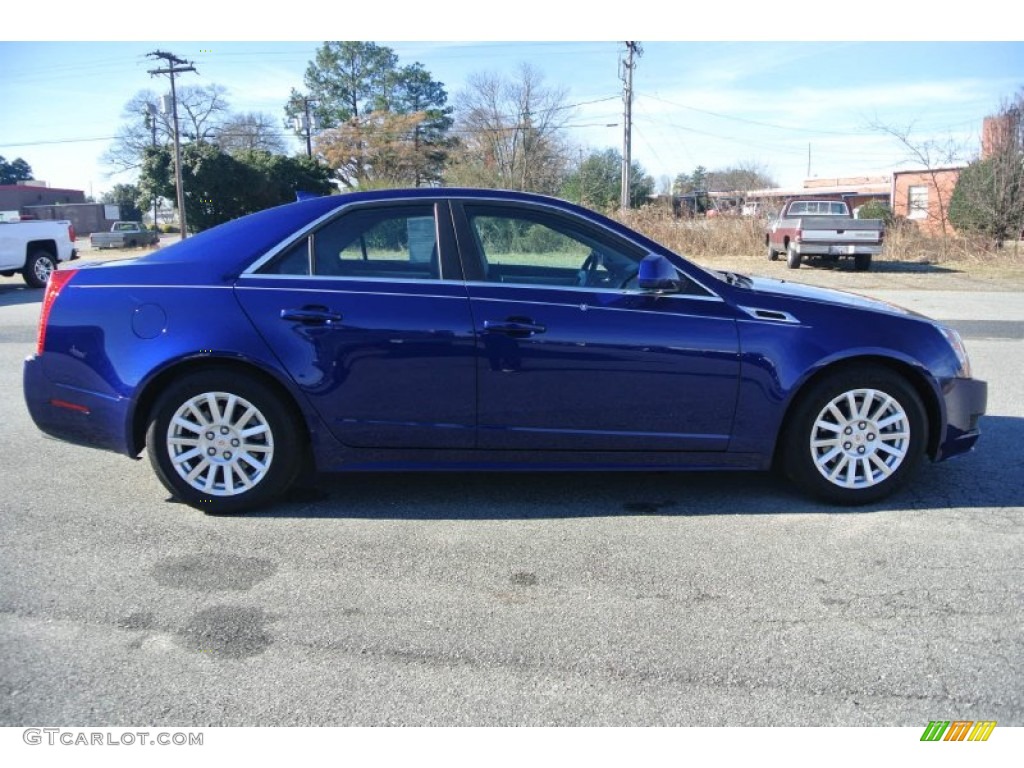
xmin=68 ymin=223 xmax=76 ymax=243
xmin=36 ymin=269 xmax=77 ymax=356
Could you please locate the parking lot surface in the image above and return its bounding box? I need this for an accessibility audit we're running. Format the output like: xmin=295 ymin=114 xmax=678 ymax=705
xmin=1 ymin=273 xmax=1021 ymax=726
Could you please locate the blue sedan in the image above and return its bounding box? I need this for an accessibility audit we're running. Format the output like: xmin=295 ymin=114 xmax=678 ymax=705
xmin=23 ymin=189 xmax=987 ymax=512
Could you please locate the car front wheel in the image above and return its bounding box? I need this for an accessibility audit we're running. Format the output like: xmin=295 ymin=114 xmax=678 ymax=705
xmin=783 ymin=368 xmax=927 ymax=504
xmin=146 ymin=370 xmax=302 ymax=513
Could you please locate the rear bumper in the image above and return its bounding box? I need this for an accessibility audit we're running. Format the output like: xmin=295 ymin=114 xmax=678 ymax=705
xmin=794 ymin=243 xmax=883 ymax=256
xmin=23 ymin=354 xmax=133 ymax=456
xmin=935 ymin=376 xmax=988 ymax=461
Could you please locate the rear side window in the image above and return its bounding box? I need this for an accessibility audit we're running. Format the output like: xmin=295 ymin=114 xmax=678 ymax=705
xmin=257 ymin=204 xmax=440 ymax=280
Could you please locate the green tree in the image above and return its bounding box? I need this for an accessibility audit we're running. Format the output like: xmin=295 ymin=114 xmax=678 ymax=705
xmin=100 ymin=183 xmax=144 ymax=222
xmin=140 ymin=145 xmax=334 ymax=232
xmin=562 ymin=148 xmax=653 ymax=210
xmin=948 ymin=94 xmax=1024 ymax=247
xmin=286 ymin=42 xmax=452 ymax=187
xmin=0 ymin=155 xmax=33 ymax=184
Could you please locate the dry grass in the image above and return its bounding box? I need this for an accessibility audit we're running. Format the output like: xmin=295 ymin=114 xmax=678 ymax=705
xmin=612 ymin=207 xmax=1024 ymax=291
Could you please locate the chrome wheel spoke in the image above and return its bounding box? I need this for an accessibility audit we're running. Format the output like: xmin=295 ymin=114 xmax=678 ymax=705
xmin=166 ymin=390 xmax=275 ymax=497
xmin=810 ymin=387 xmax=911 ymax=490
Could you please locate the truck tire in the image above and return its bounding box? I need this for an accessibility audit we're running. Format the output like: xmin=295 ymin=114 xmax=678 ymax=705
xmin=23 ymin=250 xmax=57 ymax=289
xmin=854 ymin=254 xmax=872 ymax=271
xmin=786 ymin=245 xmax=802 ymax=269
xmin=767 ymin=242 xmax=779 ymax=261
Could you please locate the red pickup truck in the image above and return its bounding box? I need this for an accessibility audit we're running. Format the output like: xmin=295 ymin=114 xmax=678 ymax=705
xmin=766 ymin=199 xmax=884 ymax=271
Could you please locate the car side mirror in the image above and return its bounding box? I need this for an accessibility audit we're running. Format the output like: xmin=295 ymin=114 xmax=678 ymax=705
xmin=637 ymin=253 xmax=682 ymax=293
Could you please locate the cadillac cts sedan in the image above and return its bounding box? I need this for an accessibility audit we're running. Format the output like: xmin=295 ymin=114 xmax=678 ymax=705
xmin=23 ymin=189 xmax=987 ymax=513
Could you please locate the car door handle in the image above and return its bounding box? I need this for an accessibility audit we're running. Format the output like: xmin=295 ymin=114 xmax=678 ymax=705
xmin=280 ymin=306 xmax=343 ymax=325
xmin=483 ymin=318 xmax=546 ymax=337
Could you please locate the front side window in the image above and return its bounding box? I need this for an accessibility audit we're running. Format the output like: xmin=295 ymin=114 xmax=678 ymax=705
xmin=463 ymin=206 xmax=643 ymax=290
xmin=258 ymin=204 xmax=440 ymax=279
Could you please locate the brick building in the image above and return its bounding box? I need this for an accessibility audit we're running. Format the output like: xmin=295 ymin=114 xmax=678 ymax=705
xmin=891 ymin=167 xmax=964 ymax=235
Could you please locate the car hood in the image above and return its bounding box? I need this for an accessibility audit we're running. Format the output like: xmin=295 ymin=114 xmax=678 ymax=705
xmin=743 ymin=276 xmax=919 ymax=318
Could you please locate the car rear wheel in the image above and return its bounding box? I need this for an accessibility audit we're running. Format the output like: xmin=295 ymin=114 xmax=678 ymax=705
xmin=854 ymin=253 xmax=872 ymax=271
xmin=783 ymin=367 xmax=927 ymax=505
xmin=767 ymin=240 xmax=778 ymax=261
xmin=786 ymin=245 xmax=801 ymax=269
xmin=23 ymin=250 xmax=57 ymax=289
xmin=146 ymin=370 xmax=302 ymax=513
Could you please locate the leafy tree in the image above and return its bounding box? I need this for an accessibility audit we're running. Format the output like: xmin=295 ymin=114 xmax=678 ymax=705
xmin=0 ymin=155 xmax=33 ymax=184
xmin=140 ymin=145 xmax=334 ymax=232
xmin=286 ymin=42 xmax=452 ymax=187
xmin=100 ymin=183 xmax=144 ymax=222
xmin=707 ymin=162 xmax=777 ymax=193
xmin=317 ymin=111 xmax=446 ymax=190
xmin=562 ymin=148 xmax=653 ymax=210
xmin=948 ymin=93 xmax=1024 ymax=247
xmin=447 ymin=64 xmax=573 ymax=195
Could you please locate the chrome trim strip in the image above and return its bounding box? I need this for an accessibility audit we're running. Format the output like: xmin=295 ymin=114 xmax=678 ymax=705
xmin=469 ymin=295 xmax=735 ymax=321
xmin=463 ymin=280 xmax=723 ymax=301
xmin=234 ymin=285 xmax=466 ymax=301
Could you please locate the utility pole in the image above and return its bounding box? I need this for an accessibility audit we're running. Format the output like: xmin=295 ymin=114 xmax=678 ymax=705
xmin=148 ymin=50 xmax=196 ymax=239
xmin=620 ymin=42 xmax=642 ymax=210
xmin=292 ymin=97 xmax=317 ymax=157
xmin=144 ymin=103 xmax=159 ymax=231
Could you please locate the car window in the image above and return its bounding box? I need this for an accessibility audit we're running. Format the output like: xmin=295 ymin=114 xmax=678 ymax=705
xmin=463 ymin=205 xmax=642 ymax=290
xmin=257 ymin=204 xmax=440 ymax=280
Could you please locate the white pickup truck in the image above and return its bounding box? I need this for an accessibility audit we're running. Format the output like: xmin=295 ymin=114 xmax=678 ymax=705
xmin=0 ymin=219 xmax=78 ymax=288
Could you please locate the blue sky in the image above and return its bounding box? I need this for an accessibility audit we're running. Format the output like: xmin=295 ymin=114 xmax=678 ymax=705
xmin=2 ymin=9 xmax=1021 ymax=197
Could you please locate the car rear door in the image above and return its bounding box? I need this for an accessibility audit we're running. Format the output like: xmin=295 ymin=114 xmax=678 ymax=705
xmin=234 ymin=200 xmax=477 ymax=449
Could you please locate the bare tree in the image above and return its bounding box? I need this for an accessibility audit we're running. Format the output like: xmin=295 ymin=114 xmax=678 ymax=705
xmin=447 ymin=64 xmax=574 ymax=194
xmin=869 ymin=117 xmax=966 ymax=239
xmin=102 ymin=85 xmax=231 ymax=174
xmin=216 ymin=112 xmax=287 ymax=155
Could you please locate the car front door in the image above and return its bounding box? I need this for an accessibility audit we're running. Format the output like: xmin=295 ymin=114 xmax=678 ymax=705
xmin=234 ymin=200 xmax=477 ymax=450
xmin=453 ymin=201 xmax=741 ymax=452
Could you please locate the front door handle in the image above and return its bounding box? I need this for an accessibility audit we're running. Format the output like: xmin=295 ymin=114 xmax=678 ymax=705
xmin=483 ymin=317 xmax=546 ymax=337
xmin=281 ymin=306 xmax=343 ymax=325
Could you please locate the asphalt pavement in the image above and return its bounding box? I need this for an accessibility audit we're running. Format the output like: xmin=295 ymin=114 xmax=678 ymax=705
xmin=1 ymin=282 xmax=1021 ymax=726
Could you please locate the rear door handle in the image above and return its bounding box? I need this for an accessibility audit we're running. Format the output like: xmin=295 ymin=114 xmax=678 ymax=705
xmin=483 ymin=317 xmax=546 ymax=337
xmin=281 ymin=306 xmax=343 ymax=325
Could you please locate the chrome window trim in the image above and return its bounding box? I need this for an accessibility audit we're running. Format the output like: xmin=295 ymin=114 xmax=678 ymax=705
xmin=244 ymin=199 xmax=442 ymax=277
xmin=240 ymin=192 xmax=725 ymax=300
xmin=234 ymin=285 xmax=467 ymax=301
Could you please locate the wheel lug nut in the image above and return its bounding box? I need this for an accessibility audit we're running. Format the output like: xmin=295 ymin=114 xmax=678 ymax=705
xmin=220 ymin=426 xmax=229 ymax=435
xmin=868 ymin=433 xmax=875 ymax=441
xmin=844 ymin=427 xmax=853 ymax=435
xmin=231 ymin=439 xmax=240 ymax=447
xmin=857 ymin=447 xmax=865 ymax=454
xmin=207 ymin=447 xmax=216 ymax=456
xmin=224 ymin=451 xmax=232 ymax=459
xmin=858 ymin=422 xmax=866 ymax=429
xmin=206 ymin=431 xmax=215 ymax=440
xmin=844 ymin=442 xmax=852 ymax=450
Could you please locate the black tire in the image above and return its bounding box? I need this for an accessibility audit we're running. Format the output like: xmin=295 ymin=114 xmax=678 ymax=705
xmin=127 ymin=238 xmax=137 ymax=248
xmin=782 ymin=367 xmax=928 ymax=505
xmin=786 ymin=245 xmax=802 ymax=269
xmin=145 ymin=370 xmax=302 ymax=513
xmin=854 ymin=253 xmax=872 ymax=271
xmin=767 ymin=238 xmax=778 ymax=261
xmin=23 ymin=250 xmax=57 ymax=289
